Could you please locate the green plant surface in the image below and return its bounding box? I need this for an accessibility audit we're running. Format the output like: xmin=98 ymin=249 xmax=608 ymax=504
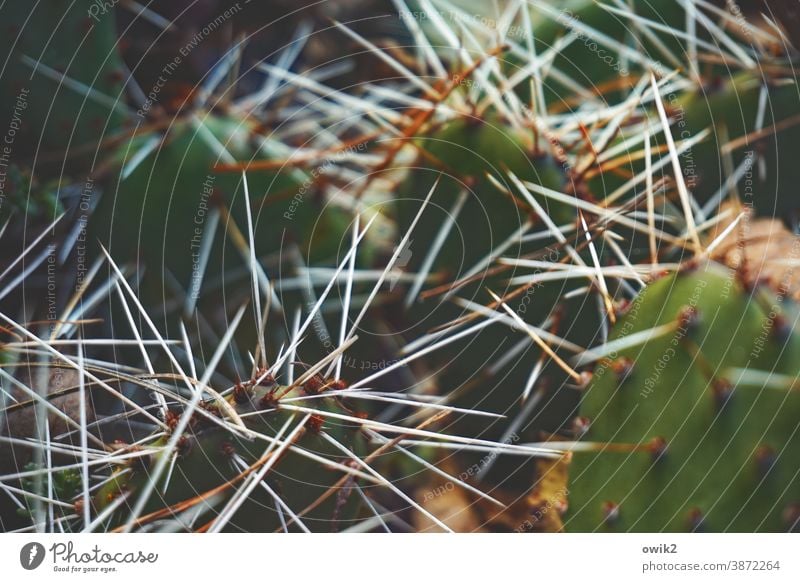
xmin=566 ymin=263 xmax=800 ymax=532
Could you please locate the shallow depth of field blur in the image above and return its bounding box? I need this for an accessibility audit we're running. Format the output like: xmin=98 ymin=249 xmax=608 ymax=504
xmin=0 ymin=0 xmax=799 ymax=533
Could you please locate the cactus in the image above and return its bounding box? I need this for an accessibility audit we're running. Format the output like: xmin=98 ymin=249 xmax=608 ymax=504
xmin=383 ymin=1 xmax=800 ymax=531
xmin=564 ymin=262 xmax=800 ymax=531
xmin=0 ymin=164 xmax=63 ymax=223
xmin=94 ymin=108 xmax=395 ymax=287
xmin=0 ymin=180 xmax=546 ymax=533
xmin=2 ymin=0 xmax=800 ymax=535
xmin=95 ymin=113 xmax=294 ymax=283
xmin=0 ymin=0 xmax=127 ymax=157
xmin=92 ymin=381 xmax=370 ymax=532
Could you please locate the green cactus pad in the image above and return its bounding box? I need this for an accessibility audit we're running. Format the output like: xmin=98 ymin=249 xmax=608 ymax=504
xmin=94 ymin=113 xmax=388 ymax=283
xmin=94 ymin=380 xmax=371 ymax=532
xmin=565 ymin=262 xmax=800 ymax=532
xmin=0 ymin=0 xmax=127 ymax=156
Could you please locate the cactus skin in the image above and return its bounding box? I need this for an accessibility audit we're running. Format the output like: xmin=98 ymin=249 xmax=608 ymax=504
xmin=404 ymin=114 xmax=573 ymax=282
xmin=96 ymin=114 xmax=289 ymax=283
xmin=94 ymin=113 xmax=384 ymax=284
xmin=0 ymin=165 xmax=63 ymax=223
xmin=397 ymin=114 xmax=577 ymax=418
xmin=674 ymin=75 xmax=800 ymax=217
xmin=93 ymin=380 xmax=369 ymax=532
xmin=0 ymin=0 xmax=126 ymax=156
xmin=505 ymin=0 xmax=800 ymax=216
xmin=565 ymin=263 xmax=800 ymax=532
